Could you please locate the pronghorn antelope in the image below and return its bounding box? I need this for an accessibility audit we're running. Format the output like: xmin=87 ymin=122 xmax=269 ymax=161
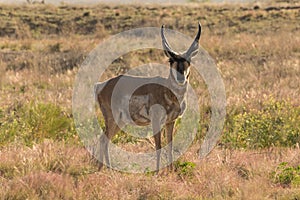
xmin=95 ymin=23 xmax=201 ymax=172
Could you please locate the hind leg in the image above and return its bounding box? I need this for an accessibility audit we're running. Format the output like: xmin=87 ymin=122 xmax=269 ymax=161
xmin=104 ymin=121 xmax=120 ymax=168
xmin=98 ymin=133 xmax=106 ymax=170
xmin=99 ymin=119 xmax=120 ymax=170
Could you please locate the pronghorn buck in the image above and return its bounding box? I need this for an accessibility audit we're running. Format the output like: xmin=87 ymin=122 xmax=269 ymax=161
xmin=95 ymin=23 xmax=201 ymax=172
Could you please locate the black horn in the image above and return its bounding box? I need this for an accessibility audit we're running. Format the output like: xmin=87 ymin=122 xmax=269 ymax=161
xmin=184 ymin=22 xmax=201 ymax=59
xmin=161 ymin=25 xmax=178 ymax=58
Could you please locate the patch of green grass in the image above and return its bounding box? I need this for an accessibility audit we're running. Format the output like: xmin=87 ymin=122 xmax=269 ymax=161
xmin=174 ymin=160 xmax=196 ymax=177
xmin=111 ymin=131 xmax=138 ymax=144
xmin=271 ymin=162 xmax=300 ymax=188
xmin=222 ymin=99 xmax=300 ymax=149
xmin=0 ymin=102 xmax=77 ymax=147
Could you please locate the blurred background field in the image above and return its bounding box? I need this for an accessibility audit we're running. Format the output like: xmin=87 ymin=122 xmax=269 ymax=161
xmin=0 ymin=0 xmax=299 ymax=199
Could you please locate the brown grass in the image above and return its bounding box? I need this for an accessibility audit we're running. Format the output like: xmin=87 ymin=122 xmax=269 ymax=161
xmin=0 ymin=1 xmax=300 ymax=199
xmin=1 ymin=141 xmax=300 ymax=199
xmin=0 ymin=2 xmax=299 ymax=109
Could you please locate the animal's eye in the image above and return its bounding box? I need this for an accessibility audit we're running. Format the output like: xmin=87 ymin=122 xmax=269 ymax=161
xmin=172 ymin=62 xmax=177 ymax=68
xmin=184 ymin=61 xmax=190 ymax=67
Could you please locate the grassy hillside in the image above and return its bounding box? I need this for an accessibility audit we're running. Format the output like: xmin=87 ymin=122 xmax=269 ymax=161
xmin=0 ymin=2 xmax=299 ymax=199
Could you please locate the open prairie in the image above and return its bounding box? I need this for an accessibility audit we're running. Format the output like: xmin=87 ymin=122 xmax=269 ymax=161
xmin=0 ymin=1 xmax=300 ymax=199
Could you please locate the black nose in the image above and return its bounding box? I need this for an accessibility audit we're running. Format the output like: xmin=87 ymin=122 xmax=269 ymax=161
xmin=177 ymin=72 xmax=185 ymax=82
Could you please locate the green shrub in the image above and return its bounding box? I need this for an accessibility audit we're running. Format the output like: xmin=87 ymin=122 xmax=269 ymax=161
xmin=271 ymin=162 xmax=300 ymax=188
xmin=174 ymin=160 xmax=196 ymax=177
xmin=222 ymin=99 xmax=300 ymax=149
xmin=111 ymin=131 xmax=138 ymax=144
xmin=0 ymin=102 xmax=77 ymax=147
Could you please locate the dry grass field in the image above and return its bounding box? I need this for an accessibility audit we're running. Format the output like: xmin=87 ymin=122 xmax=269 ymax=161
xmin=0 ymin=1 xmax=300 ymax=199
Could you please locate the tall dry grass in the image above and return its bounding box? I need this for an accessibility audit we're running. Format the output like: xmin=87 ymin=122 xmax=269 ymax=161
xmin=1 ymin=141 xmax=300 ymax=199
xmin=0 ymin=2 xmax=299 ymax=199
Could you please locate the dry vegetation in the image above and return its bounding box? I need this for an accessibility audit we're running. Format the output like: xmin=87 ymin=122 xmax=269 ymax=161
xmin=0 ymin=1 xmax=300 ymax=199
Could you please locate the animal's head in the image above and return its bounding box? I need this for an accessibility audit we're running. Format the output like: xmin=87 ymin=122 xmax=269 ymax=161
xmin=161 ymin=23 xmax=201 ymax=86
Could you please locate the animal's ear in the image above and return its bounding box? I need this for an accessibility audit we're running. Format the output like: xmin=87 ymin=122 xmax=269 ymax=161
xmin=161 ymin=25 xmax=178 ymax=58
xmin=184 ymin=22 xmax=201 ymax=60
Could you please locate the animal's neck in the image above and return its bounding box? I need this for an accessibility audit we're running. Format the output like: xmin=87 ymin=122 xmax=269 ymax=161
xmin=167 ymin=72 xmax=188 ymax=101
